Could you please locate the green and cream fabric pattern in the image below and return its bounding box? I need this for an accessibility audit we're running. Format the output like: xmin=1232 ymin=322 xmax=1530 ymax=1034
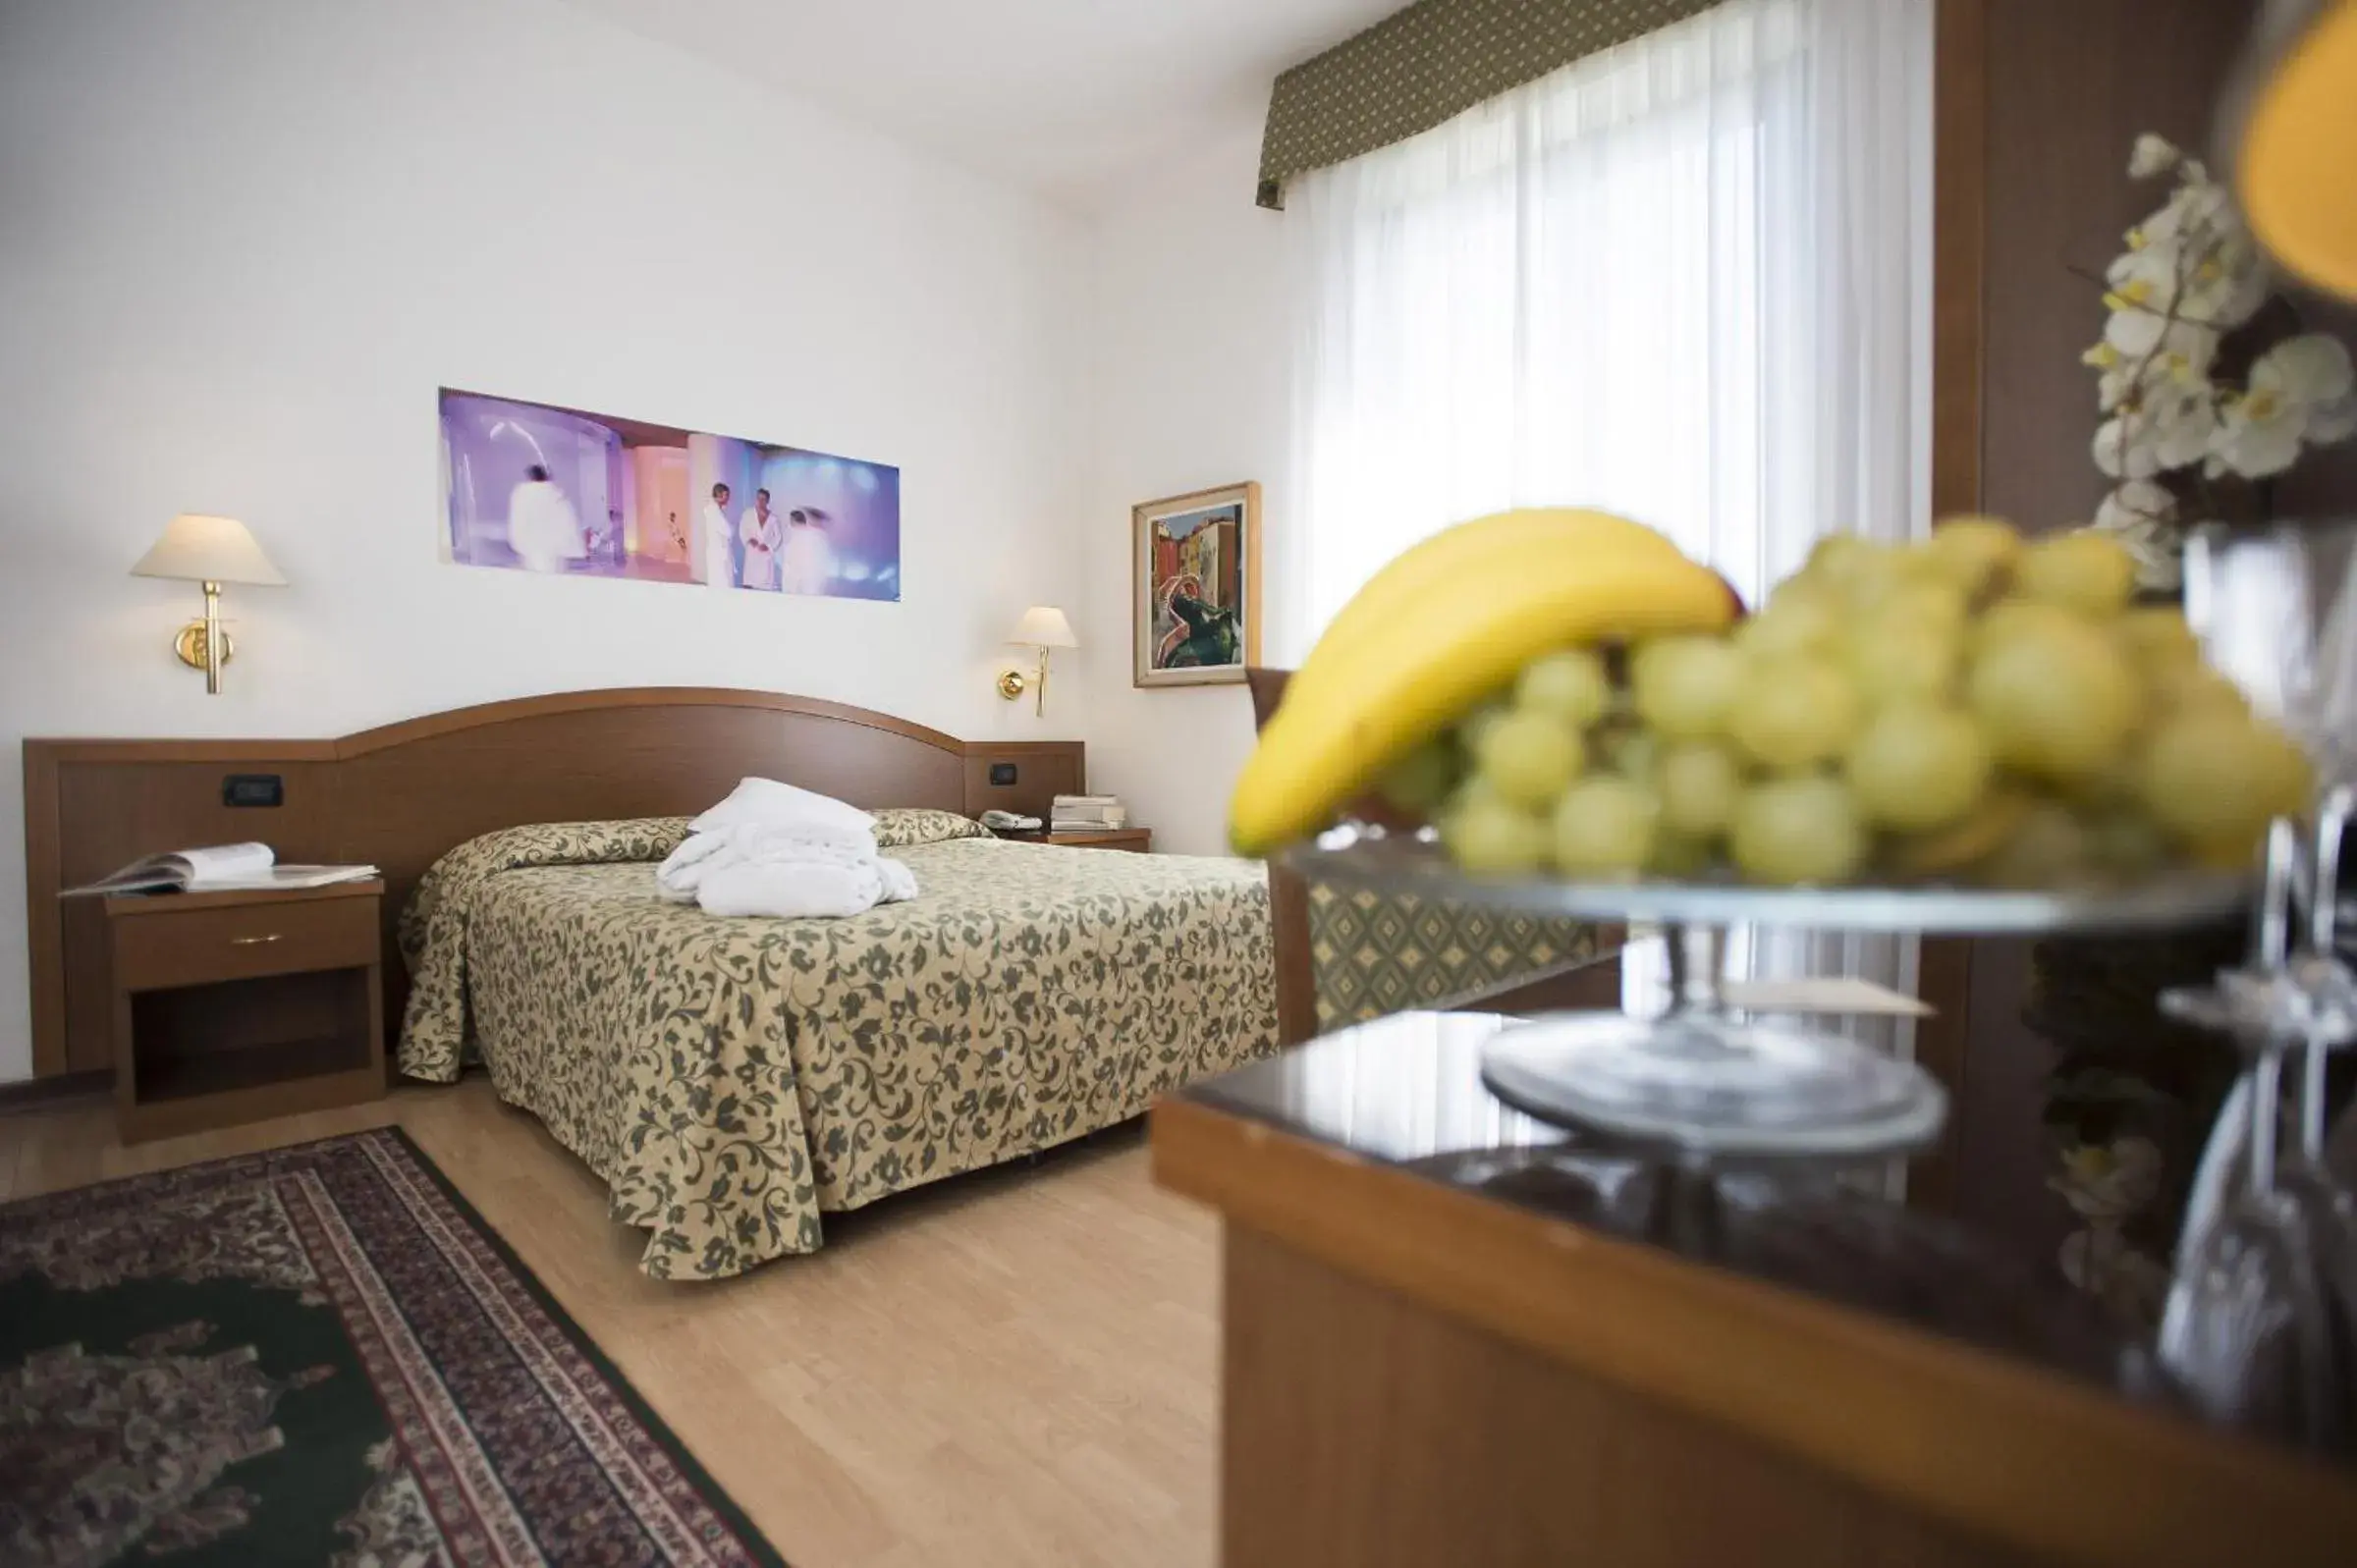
xmin=869 ymin=807 xmax=992 ymax=849
xmin=399 ymin=815 xmax=1277 ymax=1280
xmin=1306 ymin=881 xmax=1611 ymax=1029
xmin=1258 ymin=0 xmax=1725 ymax=205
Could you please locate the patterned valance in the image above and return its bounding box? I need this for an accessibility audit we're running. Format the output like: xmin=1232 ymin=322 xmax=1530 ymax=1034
xmin=1258 ymin=0 xmax=1727 ymax=207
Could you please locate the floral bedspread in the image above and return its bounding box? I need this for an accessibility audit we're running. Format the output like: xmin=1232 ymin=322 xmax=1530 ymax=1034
xmin=397 ymin=815 xmax=1277 ymax=1280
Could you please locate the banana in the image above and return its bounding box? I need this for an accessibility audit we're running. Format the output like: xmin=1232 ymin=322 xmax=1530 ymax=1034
xmin=1231 ymin=543 xmax=1734 ymax=855
xmin=1287 ymin=508 xmax=1689 ymax=705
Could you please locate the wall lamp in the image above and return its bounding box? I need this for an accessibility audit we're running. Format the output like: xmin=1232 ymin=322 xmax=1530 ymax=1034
xmin=998 ymin=605 xmax=1077 ymax=716
xmin=131 ymin=514 xmax=287 ymax=695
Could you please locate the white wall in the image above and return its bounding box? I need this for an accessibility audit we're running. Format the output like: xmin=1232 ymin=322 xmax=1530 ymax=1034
xmin=1077 ymin=121 xmax=1292 ymax=856
xmin=0 ymin=0 xmax=1093 ymax=1081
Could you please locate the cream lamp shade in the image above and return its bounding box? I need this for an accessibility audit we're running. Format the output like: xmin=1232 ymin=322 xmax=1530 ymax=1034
xmin=132 ymin=514 xmax=286 ymax=695
xmin=999 ymin=606 xmax=1076 ymax=714
xmin=130 ymin=514 xmax=287 ymax=585
xmin=1009 ymin=605 xmax=1078 ymax=648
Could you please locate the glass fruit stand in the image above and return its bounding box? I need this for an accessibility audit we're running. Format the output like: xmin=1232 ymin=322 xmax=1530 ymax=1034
xmin=1288 ymin=825 xmax=2248 ymax=1162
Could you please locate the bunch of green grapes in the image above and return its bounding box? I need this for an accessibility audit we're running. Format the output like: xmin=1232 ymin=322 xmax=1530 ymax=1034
xmin=1392 ymin=517 xmax=2314 ymax=888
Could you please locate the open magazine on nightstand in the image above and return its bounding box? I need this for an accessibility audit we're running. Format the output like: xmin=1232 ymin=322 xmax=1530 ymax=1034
xmin=63 ymin=841 xmax=380 ymax=896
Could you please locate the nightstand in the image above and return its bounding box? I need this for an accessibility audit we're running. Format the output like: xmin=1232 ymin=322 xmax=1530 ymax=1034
xmin=104 ymin=881 xmax=386 ymax=1143
xmin=1026 ymin=828 xmax=1152 ymax=852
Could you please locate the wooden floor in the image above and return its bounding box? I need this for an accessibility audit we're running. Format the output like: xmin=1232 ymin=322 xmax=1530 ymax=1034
xmin=0 ymin=1077 xmax=1222 ymax=1568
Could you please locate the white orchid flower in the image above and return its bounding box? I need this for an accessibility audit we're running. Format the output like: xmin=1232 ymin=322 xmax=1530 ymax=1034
xmin=2096 ymin=478 xmax=2176 ymax=530
xmin=2212 ymin=392 xmax=2308 ymax=478
xmin=2211 ymin=335 xmax=2357 ymax=478
xmin=2128 ymin=134 xmax=2181 ymax=179
xmin=2094 ymin=135 xmax=2353 ymax=502
xmin=2262 ymin=333 xmax=2356 ymax=406
xmin=2106 ymin=226 xmax=2266 ymax=332
xmin=2090 ymin=328 xmax=2217 ymax=412
xmin=2210 ymin=425 xmax=2300 ymax=479
xmin=2149 ymin=386 xmax=2219 ymax=468
xmin=2311 ymin=394 xmax=2357 ymax=446
xmin=2095 ymin=414 xmax=2165 ymax=479
xmin=2091 ymin=480 xmax=2184 ymax=589
xmin=2095 ymin=358 xmax=2145 ymax=414
xmin=2201 ymin=233 xmax=2272 ymax=326
xmin=2171 ymin=234 xmax=2270 ymax=328
xmin=2103 ymin=298 xmax=2204 ymax=359
xmin=2096 ymin=380 xmax=2216 ymax=478
xmin=2106 ymin=237 xmax=2182 ymax=294
xmin=2086 ymin=339 xmax=2139 ymax=412
xmin=2140 ymin=176 xmax=2233 ymax=250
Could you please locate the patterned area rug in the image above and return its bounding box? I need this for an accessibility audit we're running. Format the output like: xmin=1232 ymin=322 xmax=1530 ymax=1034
xmin=0 ymin=1127 xmax=786 ymax=1567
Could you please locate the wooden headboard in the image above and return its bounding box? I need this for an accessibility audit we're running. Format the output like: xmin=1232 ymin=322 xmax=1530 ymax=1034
xmin=22 ymin=687 xmax=1083 ymax=1078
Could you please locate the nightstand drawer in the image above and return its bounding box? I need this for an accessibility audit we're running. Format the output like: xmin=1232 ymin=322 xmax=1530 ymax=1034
xmin=111 ymin=896 xmax=378 ymax=992
xmin=1047 ymin=829 xmax=1152 ymax=851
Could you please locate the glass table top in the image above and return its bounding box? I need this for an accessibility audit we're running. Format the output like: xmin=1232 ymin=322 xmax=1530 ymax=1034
xmin=1178 ymin=1010 xmax=2172 ymax=1404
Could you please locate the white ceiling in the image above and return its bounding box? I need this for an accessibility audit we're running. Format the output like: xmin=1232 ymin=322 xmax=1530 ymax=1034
xmin=554 ymin=0 xmax=1399 ymax=207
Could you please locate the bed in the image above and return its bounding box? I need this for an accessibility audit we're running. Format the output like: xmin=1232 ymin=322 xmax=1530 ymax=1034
xmin=396 ymin=809 xmax=1277 ymax=1280
xmin=23 ymin=688 xmax=1279 ymax=1282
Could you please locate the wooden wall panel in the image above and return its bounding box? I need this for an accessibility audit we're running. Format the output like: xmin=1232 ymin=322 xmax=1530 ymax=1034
xmin=23 ymin=689 xmax=1082 ymax=1078
xmin=1914 ymin=0 xmax=1993 ymax=1216
xmin=1952 ymin=0 xmax=2265 ymax=1254
xmin=1978 ymin=0 xmax=2261 ymax=538
xmin=1932 ymin=0 xmax=1988 ymax=524
xmin=959 ymin=742 xmax=1084 ymax=826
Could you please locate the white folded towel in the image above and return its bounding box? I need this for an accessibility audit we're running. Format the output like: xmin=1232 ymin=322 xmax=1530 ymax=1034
xmin=657 ymin=800 xmax=916 ymax=919
xmin=694 ymin=855 xmax=918 ymax=919
xmin=693 ymin=777 xmax=875 ymax=837
xmin=657 ymin=822 xmax=877 ymax=893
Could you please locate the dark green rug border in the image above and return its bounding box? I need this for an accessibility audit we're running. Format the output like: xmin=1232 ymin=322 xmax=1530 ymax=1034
xmin=378 ymin=1125 xmax=793 ymax=1568
xmin=2 ymin=1124 xmax=792 ymax=1568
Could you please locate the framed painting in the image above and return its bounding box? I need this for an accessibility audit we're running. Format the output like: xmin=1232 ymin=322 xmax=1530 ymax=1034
xmin=1133 ymin=481 xmax=1261 ymax=687
xmin=438 ymin=387 xmax=901 ymax=600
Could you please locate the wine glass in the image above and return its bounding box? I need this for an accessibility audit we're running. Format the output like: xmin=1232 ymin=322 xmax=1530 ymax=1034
xmin=2159 ymin=821 xmax=2347 ymax=1446
xmin=2173 ymin=521 xmax=2357 ymax=1267
xmin=2183 ymin=520 xmax=2357 ymax=776
xmin=2279 ymin=788 xmax=2357 ymax=1442
xmin=2161 ymin=1047 xmax=2340 ymax=1443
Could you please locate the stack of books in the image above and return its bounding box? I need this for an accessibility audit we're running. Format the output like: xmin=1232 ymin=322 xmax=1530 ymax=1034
xmin=1051 ymin=794 xmax=1127 ymax=833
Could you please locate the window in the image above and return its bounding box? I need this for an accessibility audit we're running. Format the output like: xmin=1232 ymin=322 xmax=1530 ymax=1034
xmin=1280 ymin=0 xmax=1930 ymax=654
xmin=1279 ymin=0 xmax=1935 ymax=1057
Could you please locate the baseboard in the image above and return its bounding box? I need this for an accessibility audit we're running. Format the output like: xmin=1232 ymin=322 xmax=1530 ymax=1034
xmin=0 ymin=1068 xmax=108 ymax=1114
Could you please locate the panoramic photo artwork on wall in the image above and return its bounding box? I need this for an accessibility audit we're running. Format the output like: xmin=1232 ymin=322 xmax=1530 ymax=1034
xmin=438 ymin=388 xmax=901 ymax=601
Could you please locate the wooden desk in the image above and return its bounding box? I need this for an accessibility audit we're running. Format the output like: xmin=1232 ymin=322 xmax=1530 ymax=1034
xmin=1152 ymin=1012 xmax=2357 ymax=1567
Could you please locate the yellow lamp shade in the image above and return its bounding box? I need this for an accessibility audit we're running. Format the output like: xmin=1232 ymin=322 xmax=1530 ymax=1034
xmin=1009 ymin=605 xmax=1078 ymax=648
xmin=2236 ymin=0 xmax=2357 ymax=298
xmin=131 ymin=514 xmax=287 ymax=585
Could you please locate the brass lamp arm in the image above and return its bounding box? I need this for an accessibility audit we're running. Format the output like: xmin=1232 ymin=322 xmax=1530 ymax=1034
xmin=996 ymin=645 xmax=1054 ymax=715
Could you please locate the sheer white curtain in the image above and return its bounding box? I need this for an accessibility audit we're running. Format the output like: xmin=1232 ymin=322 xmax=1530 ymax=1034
xmin=1277 ymin=0 xmax=1935 ymax=1043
